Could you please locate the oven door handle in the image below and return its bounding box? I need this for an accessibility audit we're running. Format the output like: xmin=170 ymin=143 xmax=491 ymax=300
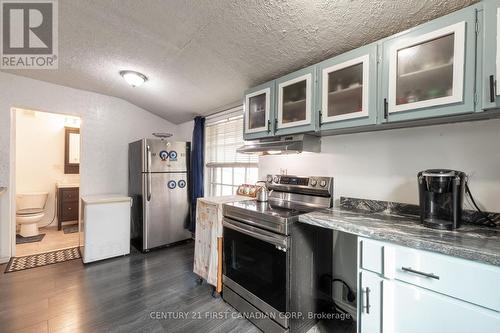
xmin=223 ymin=218 xmax=288 ymax=249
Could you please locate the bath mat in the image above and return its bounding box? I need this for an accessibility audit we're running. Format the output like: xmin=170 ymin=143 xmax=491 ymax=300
xmin=16 ymin=233 xmax=45 ymax=244
xmin=4 ymin=247 xmax=81 ymax=273
xmin=63 ymin=225 xmax=79 ymax=234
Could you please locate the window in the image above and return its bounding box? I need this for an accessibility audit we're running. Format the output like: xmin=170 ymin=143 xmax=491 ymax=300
xmin=205 ymin=107 xmax=258 ymax=196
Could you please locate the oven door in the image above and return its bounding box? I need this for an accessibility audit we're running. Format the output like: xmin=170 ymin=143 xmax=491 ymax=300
xmin=223 ymin=217 xmax=289 ymax=317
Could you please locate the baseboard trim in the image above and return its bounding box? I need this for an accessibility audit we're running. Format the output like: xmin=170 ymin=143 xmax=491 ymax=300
xmin=0 ymin=256 xmax=11 ymax=264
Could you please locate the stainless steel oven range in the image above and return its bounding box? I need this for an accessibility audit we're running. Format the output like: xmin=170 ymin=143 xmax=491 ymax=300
xmin=222 ymin=175 xmax=334 ymax=333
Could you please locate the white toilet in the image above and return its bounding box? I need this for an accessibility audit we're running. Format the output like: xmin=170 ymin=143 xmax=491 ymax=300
xmin=16 ymin=192 xmax=49 ymax=237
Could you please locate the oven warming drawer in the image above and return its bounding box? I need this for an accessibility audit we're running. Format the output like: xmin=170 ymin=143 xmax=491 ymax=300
xmin=223 ymin=281 xmax=288 ymax=333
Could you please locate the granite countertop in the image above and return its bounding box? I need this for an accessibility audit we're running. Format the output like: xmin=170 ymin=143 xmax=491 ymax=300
xmin=299 ymin=198 xmax=500 ymax=267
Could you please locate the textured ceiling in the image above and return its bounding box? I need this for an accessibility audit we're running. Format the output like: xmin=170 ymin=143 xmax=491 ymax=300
xmin=2 ymin=0 xmax=477 ymax=124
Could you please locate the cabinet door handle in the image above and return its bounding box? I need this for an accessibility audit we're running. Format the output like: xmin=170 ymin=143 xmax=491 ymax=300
xmin=383 ymin=98 xmax=388 ymax=119
xmin=401 ymin=266 xmax=440 ymax=280
xmin=490 ymin=75 xmax=496 ymax=103
xmin=363 ymin=287 xmax=371 ymax=314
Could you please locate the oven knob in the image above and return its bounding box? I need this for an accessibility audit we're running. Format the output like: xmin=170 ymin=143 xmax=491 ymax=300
xmin=273 ymin=176 xmax=279 ymax=183
xmin=266 ymin=175 xmax=273 ymax=183
xmin=319 ymin=180 xmax=327 ymax=187
xmin=310 ymin=179 xmax=317 ymax=186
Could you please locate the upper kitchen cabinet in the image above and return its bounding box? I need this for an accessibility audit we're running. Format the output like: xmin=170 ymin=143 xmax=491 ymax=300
xmin=275 ymin=65 xmax=318 ymax=136
xmin=243 ymin=80 xmax=275 ymax=140
xmin=318 ymin=43 xmax=378 ymax=130
xmin=381 ymin=6 xmax=478 ymax=123
xmin=482 ymin=0 xmax=500 ymax=110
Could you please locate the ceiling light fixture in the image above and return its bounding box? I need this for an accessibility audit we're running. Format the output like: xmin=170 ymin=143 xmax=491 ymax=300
xmin=119 ymin=70 xmax=148 ymax=87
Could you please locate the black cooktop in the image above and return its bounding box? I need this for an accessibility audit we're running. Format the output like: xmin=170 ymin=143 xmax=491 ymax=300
xmin=225 ymin=199 xmax=317 ymax=219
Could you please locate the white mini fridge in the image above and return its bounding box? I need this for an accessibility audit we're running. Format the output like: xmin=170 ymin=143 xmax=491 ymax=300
xmin=80 ymin=195 xmax=132 ymax=263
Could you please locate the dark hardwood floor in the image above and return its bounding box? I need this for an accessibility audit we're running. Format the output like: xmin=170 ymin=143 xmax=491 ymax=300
xmin=0 ymin=242 xmax=259 ymax=333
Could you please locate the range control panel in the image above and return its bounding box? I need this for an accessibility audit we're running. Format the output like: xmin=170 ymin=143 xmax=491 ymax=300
xmin=266 ymin=174 xmax=332 ymax=189
xmin=279 ymin=176 xmax=309 ymax=186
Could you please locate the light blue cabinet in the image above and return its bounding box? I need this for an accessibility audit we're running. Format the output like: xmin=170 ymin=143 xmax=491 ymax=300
xmin=482 ymin=0 xmax=500 ymax=109
xmin=243 ymin=2 xmax=494 ymax=138
xmin=380 ymin=5 xmax=479 ymax=123
xmin=274 ymin=65 xmax=318 ymax=136
xmin=243 ymin=80 xmax=275 ymax=140
xmin=318 ymin=43 xmax=379 ymax=130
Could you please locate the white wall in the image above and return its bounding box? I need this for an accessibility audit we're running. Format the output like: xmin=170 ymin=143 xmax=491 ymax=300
xmin=15 ymin=110 xmax=80 ymax=228
xmin=0 ymin=72 xmax=180 ymax=261
xmin=259 ymin=119 xmax=500 ymax=212
xmin=176 ymin=120 xmax=194 ymax=142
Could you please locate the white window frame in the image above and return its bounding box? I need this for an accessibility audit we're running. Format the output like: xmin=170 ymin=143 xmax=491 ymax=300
xmin=277 ymin=73 xmax=312 ymax=129
xmin=205 ymin=106 xmax=258 ymax=197
xmin=244 ymin=88 xmax=270 ymax=134
xmin=322 ymin=54 xmax=370 ymax=123
xmin=388 ymin=21 xmax=465 ymax=113
xmin=205 ymin=164 xmax=258 ymax=197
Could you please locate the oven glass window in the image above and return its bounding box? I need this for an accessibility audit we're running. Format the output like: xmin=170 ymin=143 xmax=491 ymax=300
xmin=223 ymin=227 xmax=286 ymax=312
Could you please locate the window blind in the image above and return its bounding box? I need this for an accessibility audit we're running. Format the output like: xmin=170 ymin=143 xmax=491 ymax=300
xmin=205 ymin=108 xmax=258 ymax=167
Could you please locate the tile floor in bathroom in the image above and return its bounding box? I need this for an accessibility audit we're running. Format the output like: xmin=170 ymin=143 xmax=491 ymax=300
xmin=16 ymin=224 xmax=79 ymax=257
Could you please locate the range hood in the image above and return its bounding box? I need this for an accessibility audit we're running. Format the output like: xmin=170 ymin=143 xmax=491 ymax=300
xmin=237 ymin=134 xmax=321 ymax=155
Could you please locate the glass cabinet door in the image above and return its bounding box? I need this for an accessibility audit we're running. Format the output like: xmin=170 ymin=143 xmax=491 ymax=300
xmin=244 ymin=87 xmax=271 ymax=135
xmin=322 ymin=55 xmax=369 ymax=123
xmin=277 ymin=70 xmax=313 ymax=130
xmin=388 ymin=22 xmax=465 ymax=114
xmin=482 ymin=0 xmax=500 ymax=109
xmin=244 ymin=81 xmax=276 ymax=140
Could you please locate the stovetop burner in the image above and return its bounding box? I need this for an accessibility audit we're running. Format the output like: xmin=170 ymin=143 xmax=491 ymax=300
xmin=223 ymin=175 xmax=334 ymax=235
xmin=226 ymin=199 xmax=316 ymax=219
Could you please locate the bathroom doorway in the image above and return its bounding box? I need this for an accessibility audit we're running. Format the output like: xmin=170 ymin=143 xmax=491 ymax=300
xmin=12 ymin=108 xmax=81 ymax=257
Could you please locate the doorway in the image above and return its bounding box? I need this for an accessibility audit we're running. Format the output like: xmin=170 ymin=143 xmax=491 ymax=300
xmin=12 ymin=108 xmax=81 ymax=257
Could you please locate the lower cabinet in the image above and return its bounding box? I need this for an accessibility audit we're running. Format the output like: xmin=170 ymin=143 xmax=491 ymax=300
xmin=57 ymin=186 xmax=79 ymax=230
xmin=358 ymin=237 xmax=500 ymax=333
xmin=359 ymin=270 xmax=383 ymax=333
xmin=382 ymin=279 xmax=500 ymax=333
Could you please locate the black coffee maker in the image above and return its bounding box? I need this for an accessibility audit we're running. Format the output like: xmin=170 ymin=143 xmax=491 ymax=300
xmin=418 ymin=169 xmax=466 ymax=230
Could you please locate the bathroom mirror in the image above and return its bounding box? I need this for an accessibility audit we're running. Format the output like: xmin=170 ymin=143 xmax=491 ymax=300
xmin=65 ymin=127 xmax=80 ymax=174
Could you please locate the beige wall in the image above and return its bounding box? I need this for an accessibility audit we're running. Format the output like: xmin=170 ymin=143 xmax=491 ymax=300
xmin=15 ymin=110 xmax=80 ymax=228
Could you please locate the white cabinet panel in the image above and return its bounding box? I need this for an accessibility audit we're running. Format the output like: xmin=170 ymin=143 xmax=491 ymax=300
xmin=359 ymin=238 xmax=384 ymax=275
xmin=384 ymin=240 xmax=500 ymax=312
xmin=359 ymin=270 xmax=383 ymax=333
xmin=383 ymin=279 xmax=500 ymax=333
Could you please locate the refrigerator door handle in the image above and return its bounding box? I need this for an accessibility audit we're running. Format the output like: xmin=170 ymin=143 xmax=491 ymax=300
xmin=146 ymin=145 xmax=152 ymax=201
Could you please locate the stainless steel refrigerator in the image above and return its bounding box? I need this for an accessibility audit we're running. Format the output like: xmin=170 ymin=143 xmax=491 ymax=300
xmin=129 ymin=139 xmax=191 ymax=251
